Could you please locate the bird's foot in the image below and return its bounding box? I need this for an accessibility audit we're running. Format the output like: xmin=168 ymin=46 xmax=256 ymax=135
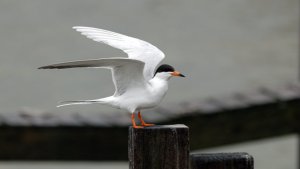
xmin=141 ymin=123 xmax=155 ymax=127
xmin=138 ymin=111 xmax=154 ymax=127
xmin=132 ymin=113 xmax=143 ymax=128
xmin=133 ymin=125 xmax=144 ymax=129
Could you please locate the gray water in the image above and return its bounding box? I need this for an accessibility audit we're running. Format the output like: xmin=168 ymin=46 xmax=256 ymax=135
xmin=0 ymin=0 xmax=298 ymax=114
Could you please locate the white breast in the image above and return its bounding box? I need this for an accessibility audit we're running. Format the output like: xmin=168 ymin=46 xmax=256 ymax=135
xmin=114 ymin=78 xmax=169 ymax=113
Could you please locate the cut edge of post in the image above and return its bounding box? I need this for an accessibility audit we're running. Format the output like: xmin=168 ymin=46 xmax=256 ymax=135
xmin=129 ymin=124 xmax=188 ymax=130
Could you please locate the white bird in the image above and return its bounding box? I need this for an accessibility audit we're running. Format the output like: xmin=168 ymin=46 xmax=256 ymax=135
xmin=39 ymin=26 xmax=185 ymax=128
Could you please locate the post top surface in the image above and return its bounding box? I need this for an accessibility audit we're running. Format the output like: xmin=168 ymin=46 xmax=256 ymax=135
xmin=129 ymin=124 xmax=188 ymax=130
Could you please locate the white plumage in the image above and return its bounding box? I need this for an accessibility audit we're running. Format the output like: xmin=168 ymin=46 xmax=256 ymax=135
xmin=39 ymin=27 xmax=184 ymax=128
xmin=73 ymin=26 xmax=165 ymax=81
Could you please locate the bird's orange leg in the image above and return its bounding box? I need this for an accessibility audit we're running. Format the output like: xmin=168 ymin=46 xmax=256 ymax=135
xmin=131 ymin=113 xmax=143 ymax=128
xmin=138 ymin=111 xmax=155 ymax=127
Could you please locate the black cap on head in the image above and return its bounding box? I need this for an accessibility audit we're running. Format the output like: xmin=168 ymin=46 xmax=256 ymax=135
xmin=155 ymin=64 xmax=175 ymax=75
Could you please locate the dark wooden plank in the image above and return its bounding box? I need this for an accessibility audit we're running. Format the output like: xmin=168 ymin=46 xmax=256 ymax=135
xmin=0 ymin=126 xmax=128 ymax=161
xmin=190 ymin=153 xmax=254 ymax=169
xmin=167 ymin=99 xmax=300 ymax=150
xmin=129 ymin=124 xmax=189 ymax=169
xmin=0 ymin=98 xmax=299 ymax=161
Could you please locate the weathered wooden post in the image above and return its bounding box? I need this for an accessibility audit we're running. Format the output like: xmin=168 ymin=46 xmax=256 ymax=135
xmin=128 ymin=124 xmax=189 ymax=169
xmin=190 ymin=153 xmax=254 ymax=169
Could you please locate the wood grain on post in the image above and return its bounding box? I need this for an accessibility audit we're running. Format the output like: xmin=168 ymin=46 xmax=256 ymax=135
xmin=129 ymin=124 xmax=189 ymax=169
xmin=190 ymin=152 xmax=254 ymax=169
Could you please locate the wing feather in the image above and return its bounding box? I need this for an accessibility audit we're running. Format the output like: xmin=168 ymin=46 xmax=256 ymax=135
xmin=39 ymin=58 xmax=145 ymax=95
xmin=73 ymin=26 xmax=165 ymax=80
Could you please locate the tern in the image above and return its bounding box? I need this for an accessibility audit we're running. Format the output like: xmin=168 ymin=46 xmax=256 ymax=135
xmin=39 ymin=26 xmax=185 ymax=128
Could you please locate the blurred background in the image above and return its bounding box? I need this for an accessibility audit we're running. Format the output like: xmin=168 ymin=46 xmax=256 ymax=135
xmin=0 ymin=0 xmax=298 ymax=169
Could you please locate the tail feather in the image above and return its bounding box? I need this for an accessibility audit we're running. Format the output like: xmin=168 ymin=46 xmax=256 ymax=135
xmin=57 ymin=100 xmax=101 ymax=107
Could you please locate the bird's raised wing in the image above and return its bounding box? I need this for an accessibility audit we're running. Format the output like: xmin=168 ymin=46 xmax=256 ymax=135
xmin=39 ymin=58 xmax=146 ymax=96
xmin=73 ymin=26 xmax=165 ymax=80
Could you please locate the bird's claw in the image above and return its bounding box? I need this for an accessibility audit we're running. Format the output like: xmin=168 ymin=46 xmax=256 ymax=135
xmin=142 ymin=123 xmax=155 ymax=127
xmin=133 ymin=125 xmax=144 ymax=129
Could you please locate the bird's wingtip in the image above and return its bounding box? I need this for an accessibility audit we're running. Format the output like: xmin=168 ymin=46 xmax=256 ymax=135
xmin=38 ymin=65 xmax=55 ymax=69
xmin=73 ymin=26 xmax=90 ymax=30
xmin=38 ymin=66 xmax=45 ymax=69
xmin=72 ymin=26 xmax=80 ymax=30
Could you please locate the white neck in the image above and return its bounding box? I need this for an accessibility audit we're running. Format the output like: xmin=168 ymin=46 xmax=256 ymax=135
xmin=148 ymin=73 xmax=170 ymax=97
xmin=153 ymin=72 xmax=172 ymax=81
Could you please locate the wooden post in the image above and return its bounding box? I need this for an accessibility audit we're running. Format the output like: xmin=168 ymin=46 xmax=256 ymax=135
xmin=128 ymin=124 xmax=189 ymax=169
xmin=190 ymin=153 xmax=254 ymax=169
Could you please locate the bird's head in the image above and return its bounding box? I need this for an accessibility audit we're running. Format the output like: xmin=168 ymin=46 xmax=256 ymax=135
xmin=154 ymin=64 xmax=185 ymax=80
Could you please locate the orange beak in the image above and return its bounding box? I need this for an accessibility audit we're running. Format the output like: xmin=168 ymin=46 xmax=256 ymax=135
xmin=171 ymin=71 xmax=185 ymax=77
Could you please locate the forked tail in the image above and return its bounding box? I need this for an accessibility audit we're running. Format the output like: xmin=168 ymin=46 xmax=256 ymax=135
xmin=57 ymin=98 xmax=110 ymax=107
xmin=57 ymin=100 xmax=96 ymax=107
